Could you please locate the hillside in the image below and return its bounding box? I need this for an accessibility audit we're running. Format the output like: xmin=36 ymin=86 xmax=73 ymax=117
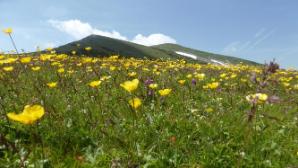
xmin=55 ymin=35 xmax=177 ymax=60
xmin=152 ymin=43 xmax=259 ymax=65
xmin=55 ymin=34 xmax=259 ymax=65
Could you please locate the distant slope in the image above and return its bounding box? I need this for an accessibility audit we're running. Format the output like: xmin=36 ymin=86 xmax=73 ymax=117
xmin=55 ymin=34 xmax=259 ymax=65
xmin=55 ymin=35 xmax=177 ymax=60
xmin=152 ymin=43 xmax=259 ymax=65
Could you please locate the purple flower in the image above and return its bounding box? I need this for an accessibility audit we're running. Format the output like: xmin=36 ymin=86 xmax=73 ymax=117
xmin=191 ymin=79 xmax=197 ymax=85
xmin=144 ymin=78 xmax=154 ymax=86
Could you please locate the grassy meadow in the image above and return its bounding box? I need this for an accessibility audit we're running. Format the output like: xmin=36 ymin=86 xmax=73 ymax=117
xmin=0 ymin=53 xmax=297 ymax=167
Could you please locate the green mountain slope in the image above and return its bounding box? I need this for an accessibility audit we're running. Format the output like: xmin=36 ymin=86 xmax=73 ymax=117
xmin=55 ymin=34 xmax=259 ymax=65
xmin=152 ymin=43 xmax=259 ymax=65
xmin=55 ymin=35 xmax=176 ymax=60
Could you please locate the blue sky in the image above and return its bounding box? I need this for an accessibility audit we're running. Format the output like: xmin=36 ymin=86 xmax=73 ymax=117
xmin=1 ymin=0 xmax=298 ymax=68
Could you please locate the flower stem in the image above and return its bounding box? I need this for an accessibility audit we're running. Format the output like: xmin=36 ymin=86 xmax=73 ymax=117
xmin=8 ymin=34 xmax=19 ymax=54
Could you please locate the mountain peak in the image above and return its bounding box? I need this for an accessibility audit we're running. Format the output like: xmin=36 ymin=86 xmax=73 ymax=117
xmin=55 ymin=35 xmax=260 ymax=65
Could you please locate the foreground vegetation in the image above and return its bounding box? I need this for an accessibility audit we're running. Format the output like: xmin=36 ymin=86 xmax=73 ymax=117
xmin=0 ymin=53 xmax=297 ymax=167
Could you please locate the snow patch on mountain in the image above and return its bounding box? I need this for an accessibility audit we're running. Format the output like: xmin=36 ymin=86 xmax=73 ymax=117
xmin=210 ymin=59 xmax=227 ymax=66
xmin=175 ymin=51 xmax=197 ymax=59
xmin=176 ymin=51 xmax=228 ymax=66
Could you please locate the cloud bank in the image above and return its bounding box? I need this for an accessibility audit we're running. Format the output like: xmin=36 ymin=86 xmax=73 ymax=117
xmin=132 ymin=34 xmax=176 ymax=46
xmin=48 ymin=19 xmax=127 ymax=40
xmin=48 ymin=19 xmax=176 ymax=46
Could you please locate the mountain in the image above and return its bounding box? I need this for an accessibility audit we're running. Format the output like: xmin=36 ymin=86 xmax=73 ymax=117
xmin=152 ymin=43 xmax=259 ymax=65
xmin=55 ymin=34 xmax=259 ymax=65
xmin=55 ymin=35 xmax=177 ymax=60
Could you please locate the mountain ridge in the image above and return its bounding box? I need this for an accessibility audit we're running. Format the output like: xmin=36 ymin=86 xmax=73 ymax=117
xmin=55 ymin=34 xmax=260 ymax=65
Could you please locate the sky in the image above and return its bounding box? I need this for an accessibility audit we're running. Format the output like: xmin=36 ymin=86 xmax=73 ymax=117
xmin=1 ymin=0 xmax=298 ymax=68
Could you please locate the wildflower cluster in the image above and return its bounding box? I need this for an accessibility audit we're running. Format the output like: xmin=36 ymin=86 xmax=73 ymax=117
xmin=0 ymin=53 xmax=297 ymax=167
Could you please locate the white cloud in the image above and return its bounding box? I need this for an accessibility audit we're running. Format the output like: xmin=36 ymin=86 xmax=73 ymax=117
xmin=48 ymin=19 xmax=176 ymax=46
xmin=132 ymin=33 xmax=177 ymax=46
xmin=48 ymin=19 xmax=127 ymax=40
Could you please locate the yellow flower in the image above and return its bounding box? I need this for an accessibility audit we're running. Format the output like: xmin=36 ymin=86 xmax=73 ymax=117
xmin=83 ymin=57 xmax=93 ymax=63
xmin=149 ymin=83 xmax=158 ymax=89
xmin=57 ymin=68 xmax=65 ymax=73
xmin=71 ymin=51 xmax=76 ymax=55
xmin=195 ymin=73 xmax=205 ymax=80
xmin=186 ymin=74 xmax=193 ymax=78
xmin=178 ymin=80 xmax=186 ymax=85
xmin=120 ymin=79 xmax=139 ymax=93
xmin=46 ymin=47 xmax=53 ymax=51
xmin=283 ymin=82 xmax=290 ymax=87
xmin=1 ymin=57 xmax=17 ymax=64
xmin=7 ymin=105 xmax=45 ymax=125
xmin=56 ymin=54 xmax=67 ymax=60
xmin=203 ymin=82 xmax=219 ymax=89
xmin=205 ymin=107 xmax=214 ymax=113
xmin=85 ymin=47 xmax=92 ymax=51
xmin=20 ymin=57 xmax=32 ymax=63
xmin=3 ymin=28 xmax=13 ymax=34
xmin=230 ymin=73 xmax=237 ymax=79
xmin=128 ymin=72 xmax=137 ymax=77
xmin=3 ymin=66 xmax=14 ymax=72
xmin=241 ymin=78 xmax=248 ymax=83
xmin=256 ymin=93 xmax=268 ymax=102
xmin=246 ymin=93 xmax=268 ymax=104
xmin=40 ymin=54 xmax=52 ymax=61
xmin=158 ymin=89 xmax=172 ymax=96
xmin=110 ymin=55 xmax=119 ymax=59
xmin=51 ymin=62 xmax=60 ymax=66
xmin=220 ymin=73 xmax=227 ymax=78
xmin=47 ymin=82 xmax=57 ymax=88
xmin=154 ymin=71 xmax=161 ymax=75
xmin=89 ymin=80 xmax=102 ymax=88
xmin=68 ymin=70 xmax=75 ymax=74
xmin=110 ymin=66 xmax=116 ymax=71
xmin=86 ymin=66 xmax=93 ymax=72
xmin=129 ymin=97 xmax=142 ymax=109
xmin=100 ymin=75 xmax=111 ymax=81
xmin=31 ymin=66 xmax=41 ymax=71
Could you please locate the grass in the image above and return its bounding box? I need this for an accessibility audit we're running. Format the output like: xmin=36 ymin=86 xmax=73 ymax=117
xmin=0 ymin=53 xmax=297 ymax=167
